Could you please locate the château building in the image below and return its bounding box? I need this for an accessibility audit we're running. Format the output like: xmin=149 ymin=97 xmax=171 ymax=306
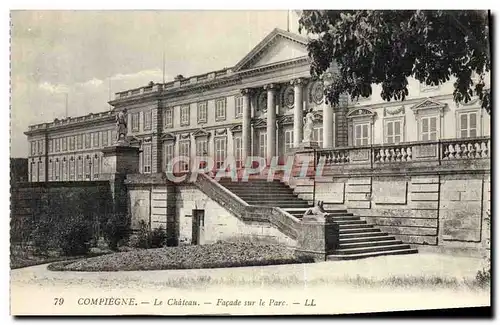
xmin=25 ymin=28 xmax=491 ymax=182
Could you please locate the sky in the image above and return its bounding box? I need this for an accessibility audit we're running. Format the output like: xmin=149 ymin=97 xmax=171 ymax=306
xmin=10 ymin=10 xmax=302 ymax=158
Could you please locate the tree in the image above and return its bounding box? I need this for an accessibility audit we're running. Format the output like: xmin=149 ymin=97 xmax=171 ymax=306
xmin=298 ymin=10 xmax=491 ymax=114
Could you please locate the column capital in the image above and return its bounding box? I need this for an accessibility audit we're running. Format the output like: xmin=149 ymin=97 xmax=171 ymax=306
xmin=291 ymin=78 xmax=308 ymax=86
xmin=240 ymin=88 xmax=254 ymax=96
xmin=263 ymin=83 xmax=278 ymax=91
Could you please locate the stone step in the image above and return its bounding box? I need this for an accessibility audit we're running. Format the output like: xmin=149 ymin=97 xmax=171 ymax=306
xmin=331 ymin=220 xmax=367 ymax=225
xmin=339 ymin=231 xmax=387 ymax=239
xmin=338 ymin=224 xmax=375 ymax=230
xmin=327 ymin=248 xmax=418 ymax=261
xmin=255 ymin=203 xmax=313 ymax=208
xmin=290 ymin=214 xmax=359 ymax=221
xmin=227 ymin=188 xmax=296 ymax=194
xmin=338 ymin=228 xmax=381 ymax=234
xmin=333 ymin=243 xmax=412 ymax=255
xmin=339 ymin=235 xmax=396 ymax=244
xmin=338 ymin=239 xmax=403 ymax=249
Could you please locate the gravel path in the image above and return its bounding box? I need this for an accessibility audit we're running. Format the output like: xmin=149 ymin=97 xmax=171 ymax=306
xmin=10 ymin=253 xmax=490 ymax=315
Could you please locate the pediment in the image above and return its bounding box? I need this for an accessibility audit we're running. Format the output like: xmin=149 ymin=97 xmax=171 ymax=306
xmin=161 ymin=133 xmax=176 ymax=141
xmin=347 ymin=108 xmax=376 ymax=119
xmin=230 ymin=124 xmax=243 ymax=133
xmin=410 ymin=98 xmax=446 ymax=113
xmin=252 ymin=117 xmax=267 ymax=128
xmin=192 ymin=128 xmax=210 ymax=138
xmin=278 ymin=114 xmax=294 ymax=125
xmin=234 ymin=28 xmax=308 ymax=72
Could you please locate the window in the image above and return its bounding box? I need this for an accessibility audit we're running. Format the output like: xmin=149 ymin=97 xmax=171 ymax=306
xmin=234 ymin=136 xmax=243 ymax=168
xmin=38 ymin=160 xmax=44 ymax=182
xmin=163 ymin=142 xmax=174 ymax=172
xmin=77 ymin=134 xmax=83 ymax=149
xmin=93 ymin=155 xmax=100 ymax=179
xmin=235 ymin=96 xmax=244 ymax=118
xmin=215 ymin=98 xmax=226 ymax=121
xmin=131 ymin=112 xmax=140 ymax=132
xmin=30 ymin=142 xmax=36 ymax=156
xmin=198 ymin=102 xmax=207 ymax=123
xmin=354 ymin=123 xmax=370 ymax=146
xmin=421 ymin=116 xmax=438 ymax=141
xmin=38 ymin=140 xmax=44 ymax=155
xmin=259 ymin=131 xmax=267 ymax=158
xmin=69 ymin=136 xmax=75 ymax=151
xmin=92 ymin=132 xmax=99 ymax=147
xmin=196 ymin=138 xmax=208 ymax=157
xmin=179 ymin=141 xmax=190 ymax=172
xmin=313 ymin=127 xmax=324 ymax=148
xmin=144 ymin=110 xmax=152 ymax=131
xmin=180 ymin=105 xmax=190 ymax=126
xmin=30 ymin=161 xmax=37 ymax=182
xmin=385 ymin=120 xmax=403 ymax=144
xmin=164 ymin=108 xmax=173 ymax=128
xmin=143 ymin=144 xmax=152 ymax=174
xmin=55 ymin=138 xmax=60 ymax=152
xmin=48 ymin=160 xmax=53 ymax=181
xmin=459 ymin=112 xmax=478 ymax=138
xmin=54 ymin=159 xmax=60 ymax=180
xmin=101 ymin=131 xmax=108 ymax=147
xmin=284 ymin=129 xmax=294 ymax=153
xmin=85 ymin=156 xmax=91 ymax=180
xmin=77 ymin=157 xmax=83 ymax=180
xmin=62 ymin=137 xmax=67 ymax=151
xmin=214 ymin=137 xmax=227 ymax=169
xmin=48 ymin=139 xmax=53 ymax=153
xmin=85 ymin=133 xmax=91 ymax=148
xmin=62 ymin=159 xmax=68 ymax=181
xmin=111 ymin=130 xmax=117 ymax=144
xmin=69 ymin=158 xmax=75 ymax=181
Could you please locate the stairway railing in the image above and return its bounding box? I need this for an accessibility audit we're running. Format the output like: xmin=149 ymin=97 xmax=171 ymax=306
xmin=193 ymin=173 xmax=301 ymax=240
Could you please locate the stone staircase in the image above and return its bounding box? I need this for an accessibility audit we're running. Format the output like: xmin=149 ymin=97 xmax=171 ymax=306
xmin=218 ymin=178 xmax=417 ymax=260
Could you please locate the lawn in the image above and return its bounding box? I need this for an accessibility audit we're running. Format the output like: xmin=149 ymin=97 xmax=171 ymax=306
xmin=48 ymin=242 xmax=314 ymax=272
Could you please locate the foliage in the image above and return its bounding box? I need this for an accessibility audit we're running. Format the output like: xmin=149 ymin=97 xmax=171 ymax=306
xmin=29 ymin=214 xmax=53 ymax=255
xmin=102 ymin=213 xmax=131 ymax=251
xmin=55 ymin=214 xmax=94 ymax=256
xmin=129 ymin=220 xmax=151 ymax=249
xmin=150 ymin=226 xmax=167 ymax=249
xmin=48 ymin=242 xmax=315 ymax=272
xmin=298 ymin=10 xmax=491 ymax=113
xmin=476 ymin=209 xmax=491 ymax=286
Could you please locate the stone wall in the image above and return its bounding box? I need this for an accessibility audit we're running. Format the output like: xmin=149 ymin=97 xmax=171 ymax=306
xmin=296 ymin=171 xmax=490 ymax=255
xmin=126 ymin=174 xmax=297 ymax=247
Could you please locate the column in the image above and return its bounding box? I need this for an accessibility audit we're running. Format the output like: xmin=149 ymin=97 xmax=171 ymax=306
xmin=264 ymin=84 xmax=277 ymax=164
xmin=292 ymin=78 xmax=306 ymax=147
xmin=323 ymin=101 xmax=334 ymax=148
xmin=240 ymin=88 xmax=252 ymax=166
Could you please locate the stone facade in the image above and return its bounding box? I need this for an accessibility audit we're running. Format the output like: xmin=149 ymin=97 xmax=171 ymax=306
xmin=25 ymin=28 xmax=489 ymax=181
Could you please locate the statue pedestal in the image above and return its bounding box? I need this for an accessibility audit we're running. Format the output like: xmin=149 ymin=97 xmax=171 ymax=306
xmin=298 ymin=140 xmax=319 ymax=150
xmin=297 ymin=216 xmax=339 ymax=261
xmin=100 ymin=143 xmax=140 ymax=214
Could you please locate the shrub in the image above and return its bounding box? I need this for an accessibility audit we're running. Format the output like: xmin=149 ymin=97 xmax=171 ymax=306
xmin=55 ymin=214 xmax=94 ymax=256
xmin=151 ymin=226 xmax=167 ymax=248
xmin=30 ymin=214 xmax=54 ymax=255
xmin=129 ymin=220 xmax=151 ymax=249
xmin=102 ymin=213 xmax=130 ymax=251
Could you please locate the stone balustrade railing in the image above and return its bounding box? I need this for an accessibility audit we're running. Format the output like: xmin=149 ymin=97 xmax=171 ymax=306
xmin=311 ymin=137 xmax=490 ymax=169
xmin=193 ymin=173 xmax=300 ymax=240
xmin=28 ymin=111 xmax=115 ymax=131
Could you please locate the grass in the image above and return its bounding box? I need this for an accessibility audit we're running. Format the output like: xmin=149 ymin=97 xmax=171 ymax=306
xmin=48 ymin=242 xmax=315 ymax=272
xmin=10 ymin=244 xmax=112 ymax=270
xmin=102 ymin=273 xmax=489 ymax=291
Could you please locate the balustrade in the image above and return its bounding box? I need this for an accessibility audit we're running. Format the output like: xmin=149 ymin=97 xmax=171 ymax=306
xmin=374 ymin=144 xmax=413 ymax=163
xmin=313 ymin=137 xmax=490 ymax=168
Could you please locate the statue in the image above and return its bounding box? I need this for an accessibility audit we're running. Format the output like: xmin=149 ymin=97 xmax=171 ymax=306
xmin=302 ymin=107 xmax=315 ymax=143
xmin=303 ymin=200 xmax=328 ymax=219
xmin=115 ymin=109 xmax=128 ymax=144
